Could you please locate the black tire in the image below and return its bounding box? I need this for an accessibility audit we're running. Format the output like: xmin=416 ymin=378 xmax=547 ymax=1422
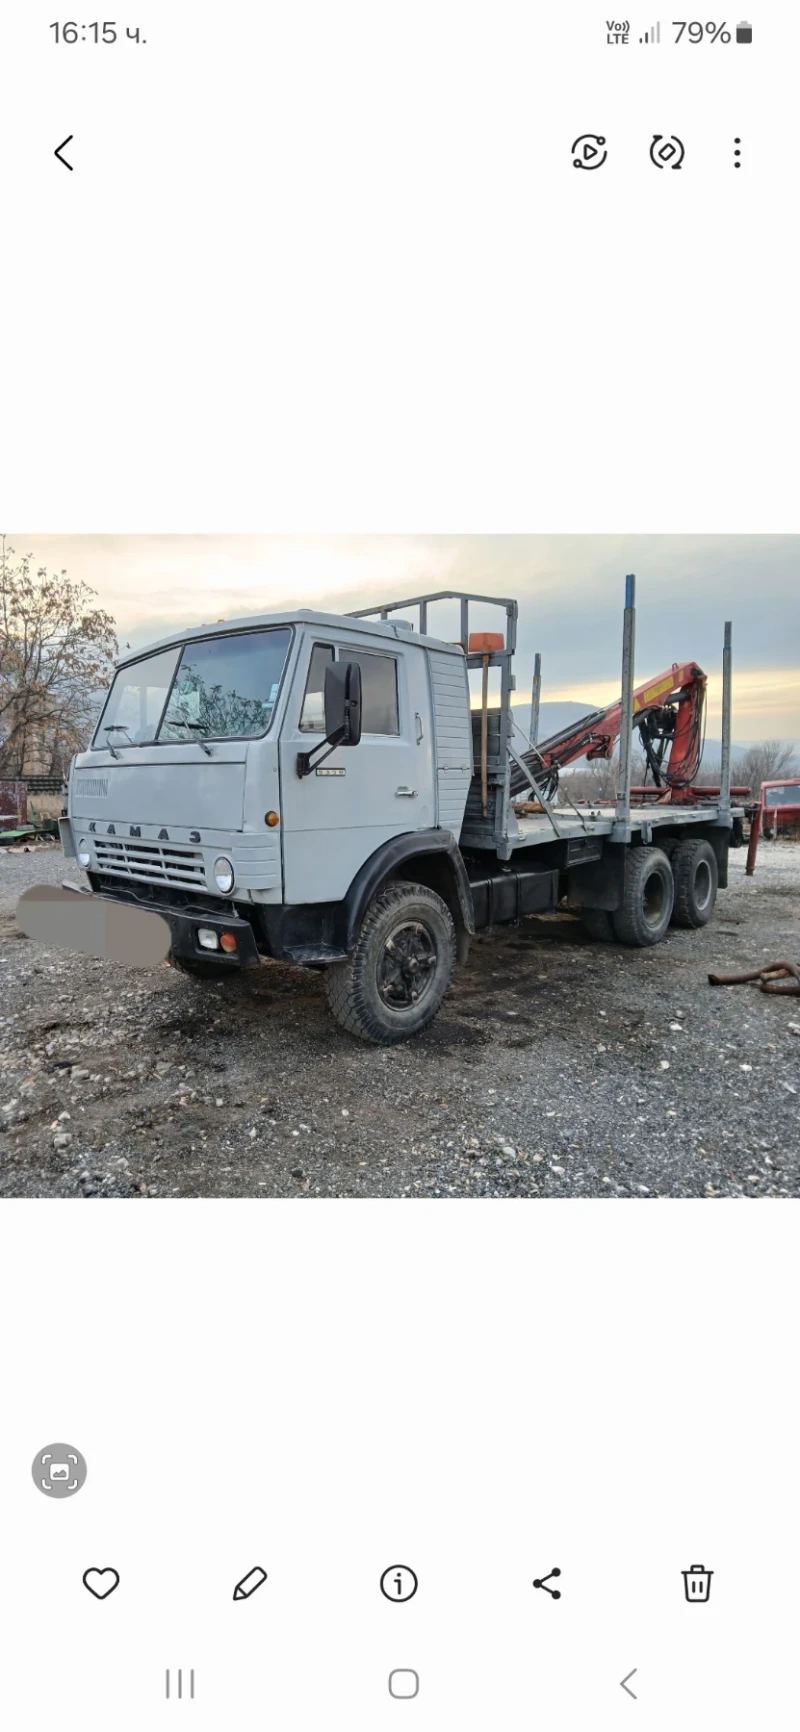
xmin=612 ymin=846 xmax=674 ymax=947
xmin=325 ymin=881 xmax=457 ymax=1043
xmin=170 ymin=955 xmax=238 ymax=982
xmin=581 ymin=907 xmax=615 ymax=942
xmin=670 ymin=838 xmax=718 ymax=928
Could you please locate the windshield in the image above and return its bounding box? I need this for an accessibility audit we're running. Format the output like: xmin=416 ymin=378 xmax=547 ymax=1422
xmin=765 ymin=783 xmax=800 ymax=806
xmin=94 ymin=628 xmax=292 ymax=747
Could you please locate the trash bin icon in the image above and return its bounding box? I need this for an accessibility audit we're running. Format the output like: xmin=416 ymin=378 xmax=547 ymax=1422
xmin=683 ymin=1565 xmax=713 ymax=1603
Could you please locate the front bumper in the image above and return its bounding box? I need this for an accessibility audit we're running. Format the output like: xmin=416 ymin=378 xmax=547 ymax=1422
xmin=90 ymin=887 xmax=262 ymax=970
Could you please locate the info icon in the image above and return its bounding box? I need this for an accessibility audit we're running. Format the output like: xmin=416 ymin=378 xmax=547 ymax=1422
xmin=380 ymin=1566 xmax=418 ymax=1603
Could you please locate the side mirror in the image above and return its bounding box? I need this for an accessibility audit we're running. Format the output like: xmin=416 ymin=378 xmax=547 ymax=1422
xmin=297 ymin=660 xmax=362 ymax=777
xmin=324 ymin=661 xmax=362 ymax=747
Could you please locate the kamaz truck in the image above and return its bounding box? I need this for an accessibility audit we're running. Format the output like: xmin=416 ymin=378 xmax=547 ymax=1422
xmin=56 ymin=580 xmax=742 ymax=1043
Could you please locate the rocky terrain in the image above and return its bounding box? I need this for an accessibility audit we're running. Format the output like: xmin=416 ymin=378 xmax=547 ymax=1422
xmin=0 ymin=841 xmax=797 ymax=1198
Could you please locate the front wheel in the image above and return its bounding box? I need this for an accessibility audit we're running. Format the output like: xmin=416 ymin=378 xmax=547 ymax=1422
xmin=325 ymin=881 xmax=457 ymax=1043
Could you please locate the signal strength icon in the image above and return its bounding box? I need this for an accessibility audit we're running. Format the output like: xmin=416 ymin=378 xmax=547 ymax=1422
xmin=640 ymin=21 xmax=661 ymax=42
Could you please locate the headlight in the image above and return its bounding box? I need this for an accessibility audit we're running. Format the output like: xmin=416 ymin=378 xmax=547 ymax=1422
xmin=77 ymin=839 xmax=92 ymax=868
xmin=213 ymin=856 xmax=235 ymax=894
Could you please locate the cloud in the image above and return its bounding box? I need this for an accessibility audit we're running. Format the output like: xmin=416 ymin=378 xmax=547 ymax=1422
xmin=8 ymin=533 xmax=799 ymax=739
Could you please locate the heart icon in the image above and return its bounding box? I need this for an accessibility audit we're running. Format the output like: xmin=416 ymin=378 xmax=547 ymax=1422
xmin=83 ymin=1567 xmax=120 ymax=1600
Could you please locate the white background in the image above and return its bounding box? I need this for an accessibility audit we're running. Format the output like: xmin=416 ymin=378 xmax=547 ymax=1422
xmin=1 ymin=1202 xmax=797 ymax=1730
xmin=1 ymin=3 xmax=799 ymax=1728
xmin=1 ymin=0 xmax=797 ymax=529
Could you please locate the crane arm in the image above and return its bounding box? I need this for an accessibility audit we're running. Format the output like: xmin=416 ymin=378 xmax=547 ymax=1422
xmin=511 ymin=662 xmax=707 ymax=801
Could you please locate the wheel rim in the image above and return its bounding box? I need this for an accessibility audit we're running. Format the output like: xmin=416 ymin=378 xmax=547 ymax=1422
xmin=378 ymin=919 xmax=438 ymax=1010
xmin=694 ymin=859 xmax=712 ymax=911
xmin=643 ymin=869 xmax=668 ymax=928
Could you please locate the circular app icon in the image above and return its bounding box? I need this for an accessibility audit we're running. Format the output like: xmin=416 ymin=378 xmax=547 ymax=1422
xmin=380 ymin=1565 xmax=418 ymax=1602
xmin=572 ymin=133 xmax=608 ymax=170
xmin=32 ymin=1443 xmax=87 ymax=1498
xmin=650 ymin=134 xmax=685 ymax=169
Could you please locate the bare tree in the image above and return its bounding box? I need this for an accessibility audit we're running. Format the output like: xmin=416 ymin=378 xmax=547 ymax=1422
xmin=690 ymin=753 xmax=720 ymax=786
xmin=554 ymin=733 xmax=797 ymax=806
xmin=0 ymin=538 xmax=118 ymax=777
xmin=733 ymin=739 xmax=798 ymax=791
xmin=559 ymin=749 xmax=621 ymax=805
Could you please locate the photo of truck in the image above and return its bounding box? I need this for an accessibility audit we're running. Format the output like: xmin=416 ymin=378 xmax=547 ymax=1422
xmin=49 ymin=577 xmax=744 ymax=1043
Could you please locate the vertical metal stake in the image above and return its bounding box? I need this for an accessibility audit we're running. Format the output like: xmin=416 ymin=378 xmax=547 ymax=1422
xmin=719 ymin=620 xmax=732 ymax=818
xmin=615 ymin=574 xmax=636 ymax=831
xmin=480 ymin=655 xmax=490 ymax=818
xmin=530 ymin=652 xmax=542 ymax=746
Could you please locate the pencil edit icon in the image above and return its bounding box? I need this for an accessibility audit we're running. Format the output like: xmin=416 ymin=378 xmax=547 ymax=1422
xmin=233 ymin=1566 xmax=268 ymax=1601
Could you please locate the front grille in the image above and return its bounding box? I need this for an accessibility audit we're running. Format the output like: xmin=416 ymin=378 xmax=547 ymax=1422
xmin=91 ymin=873 xmax=237 ymax=915
xmin=93 ymin=837 xmax=205 ymax=889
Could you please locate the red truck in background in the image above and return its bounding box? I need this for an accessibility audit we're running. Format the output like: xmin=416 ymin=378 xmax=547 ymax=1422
xmin=745 ymin=778 xmax=800 ymax=873
xmin=753 ymin=779 xmax=800 ymax=837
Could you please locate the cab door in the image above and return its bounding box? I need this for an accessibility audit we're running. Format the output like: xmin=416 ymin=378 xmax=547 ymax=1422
xmin=278 ymin=632 xmax=435 ymax=904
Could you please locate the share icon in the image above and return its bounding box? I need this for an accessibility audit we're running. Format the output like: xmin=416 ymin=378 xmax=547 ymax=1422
xmin=532 ymin=1567 xmax=562 ymax=1599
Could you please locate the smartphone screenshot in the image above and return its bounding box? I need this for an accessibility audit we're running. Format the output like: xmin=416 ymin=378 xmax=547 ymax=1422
xmin=0 ymin=3 xmax=798 ymax=1727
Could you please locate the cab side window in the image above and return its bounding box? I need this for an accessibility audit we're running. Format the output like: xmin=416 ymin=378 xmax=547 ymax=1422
xmin=299 ymin=643 xmax=334 ymax=732
xmin=344 ymin=650 xmax=399 ymax=735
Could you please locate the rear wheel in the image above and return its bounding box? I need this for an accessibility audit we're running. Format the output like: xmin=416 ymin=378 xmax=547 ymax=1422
xmin=581 ymin=907 xmax=615 ymax=942
xmin=325 ymin=881 xmax=457 ymax=1043
xmin=670 ymin=838 xmax=718 ymax=927
xmin=612 ymin=847 xmax=674 ymax=947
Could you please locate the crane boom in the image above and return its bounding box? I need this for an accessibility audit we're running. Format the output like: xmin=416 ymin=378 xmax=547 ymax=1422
xmin=510 ymin=661 xmax=707 ymax=802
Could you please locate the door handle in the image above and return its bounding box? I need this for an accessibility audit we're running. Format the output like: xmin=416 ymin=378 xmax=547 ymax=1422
xmin=415 ymin=711 xmax=424 ymax=743
xmin=395 ymin=786 xmax=418 ymax=798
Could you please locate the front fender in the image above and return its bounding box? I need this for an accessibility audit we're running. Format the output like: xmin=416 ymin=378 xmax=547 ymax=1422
xmin=344 ymin=829 xmax=475 ymax=950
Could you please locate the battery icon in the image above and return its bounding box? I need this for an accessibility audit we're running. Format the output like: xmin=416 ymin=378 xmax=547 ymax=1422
xmin=736 ymin=20 xmax=753 ymax=42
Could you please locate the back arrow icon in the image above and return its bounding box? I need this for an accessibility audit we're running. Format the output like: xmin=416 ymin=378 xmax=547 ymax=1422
xmin=620 ymin=1668 xmax=638 ymax=1699
xmin=55 ymin=136 xmax=74 ymax=170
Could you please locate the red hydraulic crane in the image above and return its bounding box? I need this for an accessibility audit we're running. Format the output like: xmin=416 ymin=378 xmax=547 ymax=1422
xmin=512 ymin=661 xmax=708 ymax=804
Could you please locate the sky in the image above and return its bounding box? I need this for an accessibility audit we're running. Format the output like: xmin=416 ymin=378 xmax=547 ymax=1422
xmin=8 ymin=533 xmax=800 ymax=740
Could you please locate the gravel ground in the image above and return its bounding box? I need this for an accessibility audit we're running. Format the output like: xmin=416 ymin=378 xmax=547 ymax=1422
xmin=1 ymin=839 xmax=798 ymax=1199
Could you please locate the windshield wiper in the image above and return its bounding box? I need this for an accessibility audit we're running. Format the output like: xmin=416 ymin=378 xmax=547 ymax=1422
xmin=103 ymin=724 xmax=133 ymax=759
xmin=168 ymin=719 xmax=213 ymax=756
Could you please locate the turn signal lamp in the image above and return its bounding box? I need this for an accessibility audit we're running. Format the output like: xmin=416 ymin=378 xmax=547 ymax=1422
xmin=265 ymin=810 xmax=280 ymax=827
xmin=220 ymin=932 xmax=238 ymax=954
xmin=468 ymin=631 xmax=504 ymax=653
